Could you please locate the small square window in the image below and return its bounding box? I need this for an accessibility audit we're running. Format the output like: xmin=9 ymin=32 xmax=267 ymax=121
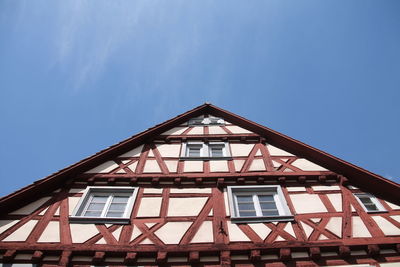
xmin=354 ymin=193 xmax=385 ymax=213
xmin=187 ymin=144 xmax=202 ymax=157
xmin=70 ymin=187 xmax=138 ymax=224
xmin=209 ymin=144 xmax=224 ymax=157
xmin=227 ymin=186 xmax=293 ymax=223
xmin=182 ymin=142 xmax=231 ymax=159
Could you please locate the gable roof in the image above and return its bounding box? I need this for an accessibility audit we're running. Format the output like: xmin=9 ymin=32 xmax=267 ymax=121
xmin=1 ymin=103 xmax=399 ymax=213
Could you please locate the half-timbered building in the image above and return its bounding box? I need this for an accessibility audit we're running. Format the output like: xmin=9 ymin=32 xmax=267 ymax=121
xmin=1 ymin=103 xmax=400 ymax=267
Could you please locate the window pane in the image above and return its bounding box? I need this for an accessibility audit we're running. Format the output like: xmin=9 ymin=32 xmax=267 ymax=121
xmin=92 ymin=196 xmax=108 ymax=203
xmin=236 ymin=195 xmax=253 ymax=202
xmin=258 ymin=195 xmax=274 ymax=202
xmin=210 ymin=147 xmax=223 ymax=157
xmin=238 ymin=203 xmax=256 ymax=211
xmin=260 ymin=202 xmax=277 ymax=210
xmin=109 ymin=203 xmax=127 ymax=211
xmin=188 ymin=147 xmax=201 ymax=157
xmin=84 ymin=211 xmax=102 ymax=217
xmin=112 ymin=196 xmax=129 ymax=203
xmin=106 ymin=212 xmax=124 ymax=217
xmin=239 ymin=210 xmax=257 ymax=217
xmin=262 ymin=210 xmax=280 ymax=216
xmin=364 ymin=203 xmax=378 ymax=211
xmin=87 ymin=203 xmax=106 ymax=211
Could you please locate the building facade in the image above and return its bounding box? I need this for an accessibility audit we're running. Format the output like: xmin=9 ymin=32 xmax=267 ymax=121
xmin=1 ymin=103 xmax=400 ymax=267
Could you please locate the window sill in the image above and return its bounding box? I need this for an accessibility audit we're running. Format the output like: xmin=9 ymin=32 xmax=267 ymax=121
xmin=230 ymin=215 xmax=294 ymax=224
xmin=69 ymin=216 xmax=131 ymax=224
xmin=180 ymin=157 xmax=233 ymax=161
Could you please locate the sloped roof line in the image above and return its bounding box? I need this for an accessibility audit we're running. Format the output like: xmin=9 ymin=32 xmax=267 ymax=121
xmin=1 ymin=103 xmax=399 ymax=213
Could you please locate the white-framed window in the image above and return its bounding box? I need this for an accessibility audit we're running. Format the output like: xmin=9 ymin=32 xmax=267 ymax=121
xmin=188 ymin=116 xmax=225 ymax=126
xmin=227 ymin=185 xmax=293 ymax=223
xmin=181 ymin=141 xmax=231 ymax=159
xmin=70 ymin=187 xmax=138 ymax=224
xmin=354 ymin=193 xmax=386 ymax=213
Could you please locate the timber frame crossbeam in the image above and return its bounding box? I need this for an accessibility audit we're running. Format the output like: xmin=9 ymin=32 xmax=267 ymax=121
xmin=1 ymin=243 xmax=400 ymax=266
xmin=74 ymin=174 xmax=339 ymax=187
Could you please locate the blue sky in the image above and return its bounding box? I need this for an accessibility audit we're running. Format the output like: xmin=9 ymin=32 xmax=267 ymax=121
xmin=1 ymin=1 xmax=399 ymax=196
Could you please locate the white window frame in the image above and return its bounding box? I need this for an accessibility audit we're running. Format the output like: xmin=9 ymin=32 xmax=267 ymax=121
xmin=181 ymin=141 xmax=231 ymax=159
xmin=70 ymin=186 xmax=138 ymax=224
xmin=354 ymin=193 xmax=386 ymax=213
xmin=227 ymin=185 xmax=294 ymax=223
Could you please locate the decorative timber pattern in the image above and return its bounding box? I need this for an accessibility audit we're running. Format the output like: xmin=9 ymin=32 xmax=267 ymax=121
xmin=1 ymin=106 xmax=400 ymax=267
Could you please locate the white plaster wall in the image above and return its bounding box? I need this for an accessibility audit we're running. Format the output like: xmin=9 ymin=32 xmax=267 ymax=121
xmin=120 ymin=145 xmax=144 ymax=157
xmin=162 ymin=127 xmax=188 ymax=135
xmin=208 ymin=126 xmax=226 ymax=134
xmin=325 ymin=217 xmax=342 ymax=237
xmin=230 ymin=144 xmax=254 ymax=157
xmin=3 ymin=220 xmax=38 ymax=241
xmin=184 ymin=161 xmax=203 ymax=172
xmin=386 ymin=201 xmax=400 ymax=210
xmin=39 ymin=208 xmax=48 ymax=216
xmin=290 ymin=194 xmax=328 ymax=214
xmin=137 ymin=197 xmax=162 ymax=217
xmin=0 ymin=220 xmax=18 ymax=234
xmin=248 ymin=223 xmax=271 ymax=240
xmin=188 ymin=126 xmax=204 ymax=135
xmin=312 ymin=185 xmax=341 ymax=191
xmin=381 ymin=263 xmax=400 ymax=267
xmin=372 ymin=216 xmax=400 ymax=235
xmin=327 ymin=194 xmax=343 ymax=212
xmin=127 ymin=161 xmax=138 ymax=172
xmin=225 ymin=125 xmax=252 ymax=134
xmin=10 ymin=197 xmax=51 ymax=215
xmin=130 ymin=226 xmax=142 ymax=241
xmin=143 ymin=160 xmax=162 ymax=173
xmin=233 ymin=159 xmax=245 ymax=172
xmin=38 ymin=221 xmax=60 ymax=242
xmin=291 ymin=159 xmax=328 ymax=171
xmin=287 ymin=187 xmax=307 ymax=192
xmin=248 ymin=159 xmax=266 ymax=171
xmin=301 ymin=222 xmax=314 ymax=238
xmin=168 ymin=197 xmax=208 ymax=216
xmin=156 ymin=144 xmax=181 ymax=157
xmin=68 ymin=197 xmax=81 ymax=215
xmin=352 ymin=216 xmax=372 ymax=237
xmin=70 ymin=224 xmax=99 ymax=243
xmin=112 ymin=227 xmax=122 ymax=240
xmin=85 ymin=161 xmax=119 ymax=173
xmin=266 ymin=145 xmax=294 ymax=156
xmin=227 ymin=221 xmax=250 ymax=242
xmin=209 ymin=160 xmax=229 ymax=172
xmin=154 ymin=222 xmax=192 ymax=244
xmin=170 ymin=188 xmax=211 ymax=193
xmin=143 ymin=188 xmax=163 ymax=194
xmin=164 ymin=160 xmax=178 ymax=172
xmin=191 ymin=221 xmax=213 ymax=243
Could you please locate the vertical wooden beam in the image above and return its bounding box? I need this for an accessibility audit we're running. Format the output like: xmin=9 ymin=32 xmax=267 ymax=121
xmin=189 ymin=251 xmax=200 ymax=263
xmin=220 ymin=251 xmax=231 ymax=267
xmin=59 ymin=251 xmax=72 ymax=267
xmin=279 ymin=248 xmax=291 ymax=261
xmin=124 ymin=252 xmax=137 ymax=265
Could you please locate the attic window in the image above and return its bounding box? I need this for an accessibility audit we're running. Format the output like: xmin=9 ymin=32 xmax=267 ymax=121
xmin=227 ymin=186 xmax=294 ymax=223
xmin=354 ymin=193 xmax=386 ymax=213
xmin=181 ymin=141 xmax=231 ymax=159
xmin=70 ymin=187 xmax=138 ymax=224
xmin=188 ymin=116 xmax=225 ymax=126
